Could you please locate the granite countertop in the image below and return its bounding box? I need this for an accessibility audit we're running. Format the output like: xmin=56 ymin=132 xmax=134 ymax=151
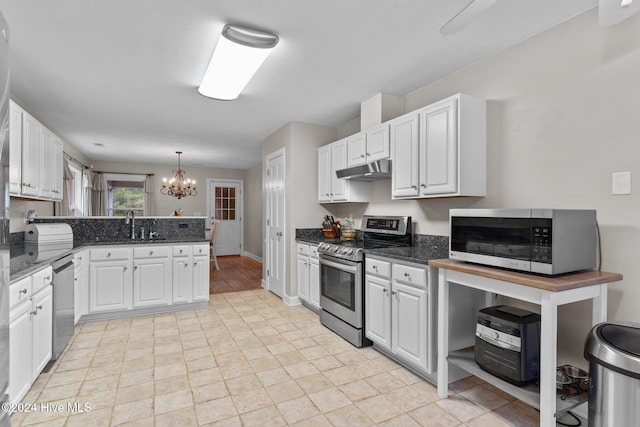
xmin=364 ymin=244 xmax=449 ymax=266
xmin=295 ymin=228 xmax=449 ymax=266
xmin=10 ymin=238 xmax=209 ymax=283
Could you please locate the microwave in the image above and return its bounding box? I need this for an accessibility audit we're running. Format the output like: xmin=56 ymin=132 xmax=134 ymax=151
xmin=450 ymin=209 xmax=597 ymax=275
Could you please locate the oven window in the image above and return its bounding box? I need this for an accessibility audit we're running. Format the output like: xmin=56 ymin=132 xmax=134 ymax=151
xmin=320 ymin=263 xmax=355 ymax=310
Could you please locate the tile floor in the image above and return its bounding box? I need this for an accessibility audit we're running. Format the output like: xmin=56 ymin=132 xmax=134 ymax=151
xmin=10 ymin=289 xmax=541 ymax=426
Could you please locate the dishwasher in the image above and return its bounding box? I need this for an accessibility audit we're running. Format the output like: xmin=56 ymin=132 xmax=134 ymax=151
xmin=51 ymin=253 xmax=75 ymax=361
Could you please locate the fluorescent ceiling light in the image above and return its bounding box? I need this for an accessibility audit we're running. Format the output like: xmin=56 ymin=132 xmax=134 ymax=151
xmin=198 ymin=24 xmax=279 ymax=101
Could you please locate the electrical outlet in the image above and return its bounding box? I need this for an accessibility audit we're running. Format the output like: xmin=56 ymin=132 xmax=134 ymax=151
xmin=612 ymin=171 xmax=632 ymax=195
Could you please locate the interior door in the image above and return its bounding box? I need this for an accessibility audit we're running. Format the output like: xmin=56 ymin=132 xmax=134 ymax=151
xmin=210 ymin=180 xmax=243 ymax=256
xmin=266 ymin=149 xmax=285 ymax=298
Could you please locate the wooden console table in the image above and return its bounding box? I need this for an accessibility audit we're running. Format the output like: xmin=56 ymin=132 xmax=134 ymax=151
xmin=430 ymin=259 xmax=623 ymax=427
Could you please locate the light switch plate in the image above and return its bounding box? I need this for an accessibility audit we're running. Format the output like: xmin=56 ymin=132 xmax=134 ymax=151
xmin=612 ymin=171 xmax=632 ymax=195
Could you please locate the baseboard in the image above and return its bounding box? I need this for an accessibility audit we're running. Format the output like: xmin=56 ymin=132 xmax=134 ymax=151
xmin=261 ymin=279 xmax=268 ymax=289
xmin=283 ymin=294 xmax=301 ymax=306
xmin=243 ymin=251 xmax=263 ymax=263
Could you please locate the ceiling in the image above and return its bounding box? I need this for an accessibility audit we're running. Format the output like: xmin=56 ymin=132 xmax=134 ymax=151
xmin=0 ymin=0 xmax=598 ymax=170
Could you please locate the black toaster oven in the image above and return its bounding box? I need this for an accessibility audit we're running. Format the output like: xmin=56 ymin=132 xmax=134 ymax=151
xmin=475 ymin=305 xmax=541 ymax=385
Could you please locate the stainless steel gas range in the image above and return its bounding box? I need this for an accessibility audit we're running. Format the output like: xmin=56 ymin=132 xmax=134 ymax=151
xmin=318 ymin=215 xmax=412 ymax=347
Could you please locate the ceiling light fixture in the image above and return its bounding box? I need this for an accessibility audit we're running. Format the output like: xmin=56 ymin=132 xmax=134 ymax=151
xmin=161 ymin=151 xmax=197 ymax=199
xmin=198 ymin=24 xmax=279 ymax=101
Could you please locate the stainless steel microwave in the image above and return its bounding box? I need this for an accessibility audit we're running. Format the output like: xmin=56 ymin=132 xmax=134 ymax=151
xmin=449 ymin=209 xmax=597 ymax=275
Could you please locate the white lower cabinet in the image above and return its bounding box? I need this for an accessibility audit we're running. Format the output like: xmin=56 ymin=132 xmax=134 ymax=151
xmin=133 ymin=247 xmax=171 ymax=308
xmin=296 ymin=243 xmax=320 ymax=310
xmin=365 ymin=256 xmax=432 ymax=374
xmin=89 ymin=248 xmax=133 ymax=313
xmin=192 ymin=251 xmax=210 ymax=302
xmin=87 ymin=243 xmax=209 ymax=316
xmin=73 ymin=250 xmax=87 ymax=325
xmin=9 ymin=268 xmax=53 ymax=405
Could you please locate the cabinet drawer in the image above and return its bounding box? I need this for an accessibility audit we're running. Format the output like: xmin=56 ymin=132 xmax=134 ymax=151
xmin=393 ymin=264 xmax=427 ymax=288
xmin=309 ymin=245 xmax=318 ymax=258
xmin=134 ymin=246 xmax=170 ymax=259
xmin=297 ymin=243 xmax=309 ymax=256
xmin=90 ymin=247 xmax=131 ymax=261
xmin=193 ymin=245 xmax=209 ymax=257
xmin=173 ymin=245 xmax=192 ymax=257
xmin=31 ymin=266 xmax=53 ymax=294
xmin=10 ymin=276 xmax=32 ymax=308
xmin=366 ymin=258 xmax=391 ymax=278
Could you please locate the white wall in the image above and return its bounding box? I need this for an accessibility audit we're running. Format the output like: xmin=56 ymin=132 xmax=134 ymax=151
xmin=328 ymin=8 xmax=640 ymax=367
xmin=244 ymin=163 xmax=263 ymax=259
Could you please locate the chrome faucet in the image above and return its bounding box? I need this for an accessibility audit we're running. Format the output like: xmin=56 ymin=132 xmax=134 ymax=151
xmin=125 ymin=210 xmax=135 ymax=240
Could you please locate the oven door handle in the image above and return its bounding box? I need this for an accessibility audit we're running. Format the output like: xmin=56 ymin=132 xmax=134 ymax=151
xmin=319 ymin=255 xmax=359 ymax=273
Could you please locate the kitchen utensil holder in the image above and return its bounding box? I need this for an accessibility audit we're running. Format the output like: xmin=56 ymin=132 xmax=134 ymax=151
xmin=322 ymin=229 xmax=335 ymax=238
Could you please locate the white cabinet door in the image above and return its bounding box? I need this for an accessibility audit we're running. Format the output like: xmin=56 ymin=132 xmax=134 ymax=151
xmin=31 ymin=285 xmax=53 ymax=380
xmin=39 ymin=127 xmax=55 ymax=199
xmin=309 ymin=257 xmax=320 ymax=309
xmin=346 ymin=132 xmax=367 ymax=167
xmin=390 ymin=113 xmax=420 ymax=197
xmin=330 ymin=139 xmax=348 ymax=201
xmin=9 ymin=300 xmax=32 ymax=405
xmin=133 ymin=258 xmax=171 ymax=308
xmin=9 ymin=101 xmax=23 ymax=195
xmin=73 ymin=252 xmax=85 ymax=325
xmin=51 ymin=135 xmax=64 ymax=201
xmin=89 ymin=260 xmax=133 ymax=312
xmin=365 ymin=274 xmax=391 ymax=350
xmin=419 ymin=98 xmax=457 ymax=195
xmin=317 ymin=145 xmax=332 ymax=203
xmin=297 ymin=254 xmax=309 ymax=303
xmin=392 ymin=281 xmax=428 ymax=370
xmin=366 ymin=123 xmax=390 ymax=162
xmin=192 ymin=256 xmax=210 ymax=302
xmin=172 ymin=257 xmax=193 ymax=304
xmin=21 ymin=112 xmax=40 ymax=196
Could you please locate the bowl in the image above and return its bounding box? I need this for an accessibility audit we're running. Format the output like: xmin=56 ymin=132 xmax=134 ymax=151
xmin=341 ymin=230 xmax=356 ymax=240
xmin=559 ymin=365 xmax=588 ymax=381
xmin=556 ymin=370 xmax=572 ymax=389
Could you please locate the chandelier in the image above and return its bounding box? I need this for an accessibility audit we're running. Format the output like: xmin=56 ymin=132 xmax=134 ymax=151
xmin=161 ymin=151 xmax=197 ymax=199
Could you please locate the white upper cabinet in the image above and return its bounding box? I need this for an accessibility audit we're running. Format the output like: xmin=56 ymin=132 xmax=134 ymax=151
xmin=390 ymin=113 xmax=420 ymax=197
xmin=392 ymin=93 xmax=486 ymax=199
xmin=21 ymin=111 xmax=41 ymax=197
xmin=366 ymin=123 xmax=390 ymax=163
xmin=346 ymin=132 xmax=367 ymax=167
xmin=9 ymin=101 xmax=23 ymax=194
xmin=318 ymin=138 xmax=369 ymax=203
xmin=10 ymin=101 xmax=65 ymax=201
xmin=347 ymin=124 xmax=390 ymax=167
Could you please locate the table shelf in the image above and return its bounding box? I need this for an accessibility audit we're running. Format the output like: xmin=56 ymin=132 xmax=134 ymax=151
xmin=448 ymin=348 xmax=587 ymax=417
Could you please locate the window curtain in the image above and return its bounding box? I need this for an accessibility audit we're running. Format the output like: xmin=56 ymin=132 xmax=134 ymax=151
xmin=91 ymin=172 xmax=106 ymax=216
xmin=83 ymin=168 xmax=93 ymax=216
xmin=54 ymin=159 xmax=74 ymax=216
xmin=144 ymin=175 xmax=154 ymax=216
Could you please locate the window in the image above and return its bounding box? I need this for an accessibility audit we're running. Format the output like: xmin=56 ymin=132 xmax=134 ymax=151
xmin=66 ymin=159 xmax=87 ymax=216
xmin=214 ymin=186 xmax=236 ymax=220
xmin=106 ymin=174 xmax=146 ymax=216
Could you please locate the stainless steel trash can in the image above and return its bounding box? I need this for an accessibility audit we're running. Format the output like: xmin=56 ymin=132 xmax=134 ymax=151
xmin=584 ymin=321 xmax=640 ymax=427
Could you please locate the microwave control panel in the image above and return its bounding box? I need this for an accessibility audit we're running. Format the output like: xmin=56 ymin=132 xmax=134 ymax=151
xmin=531 ymin=218 xmax=552 ymax=263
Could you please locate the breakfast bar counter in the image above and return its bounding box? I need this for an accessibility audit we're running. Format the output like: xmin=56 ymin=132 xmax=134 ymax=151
xmin=429 ymin=259 xmax=623 ymax=427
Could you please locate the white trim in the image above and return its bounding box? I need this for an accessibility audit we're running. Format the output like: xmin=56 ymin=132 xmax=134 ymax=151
xmin=283 ymin=294 xmax=301 ymax=306
xmin=242 ymin=251 xmax=263 ymax=263
xmin=261 ymin=279 xmax=268 ymax=289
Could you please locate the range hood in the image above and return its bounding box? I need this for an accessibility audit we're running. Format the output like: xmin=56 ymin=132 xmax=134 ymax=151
xmin=335 ymin=159 xmax=392 ymax=181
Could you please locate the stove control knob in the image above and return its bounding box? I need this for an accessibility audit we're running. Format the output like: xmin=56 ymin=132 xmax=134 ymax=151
xmin=345 ymin=249 xmax=354 ymax=255
xmin=332 ymin=246 xmax=339 ymax=253
xmin=492 ymin=331 xmax=500 ymax=340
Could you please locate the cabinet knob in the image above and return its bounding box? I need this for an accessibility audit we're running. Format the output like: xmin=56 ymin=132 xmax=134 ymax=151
xmin=134 ymin=265 xmax=138 ymax=270
xmin=19 ymin=288 xmax=27 ymax=294
xmin=391 ymin=291 xmax=397 ymax=296
xmin=185 ymin=263 xmax=188 ymax=268
xmin=107 ymin=253 xmax=111 ymax=257
xmin=404 ymin=273 xmax=411 ymax=281
xmin=360 ymin=154 xmax=365 ymax=158
xmin=383 ymin=288 xmax=388 ymax=293
xmin=150 ymin=251 xmax=154 ymax=255
xmin=366 ymin=153 xmax=371 ymax=156
xmin=372 ymin=265 xmax=378 ymax=271
xmin=420 ymin=184 xmax=426 ymax=188
xmin=411 ymin=185 xmax=417 ymax=189
xmin=44 ymin=276 xmax=51 ymax=281
xmin=179 ymin=249 xmax=183 ymax=254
